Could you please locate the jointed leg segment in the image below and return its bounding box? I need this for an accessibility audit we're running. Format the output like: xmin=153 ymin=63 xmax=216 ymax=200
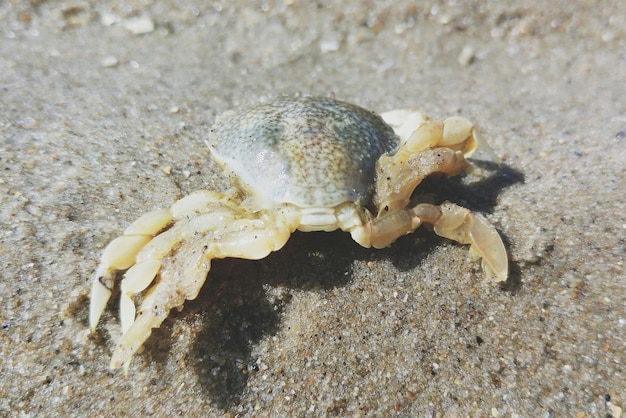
xmin=350 ymin=201 xmax=508 ymax=282
xmin=355 ymin=114 xmax=508 ymax=282
xmin=89 ymin=191 xmax=297 ymax=370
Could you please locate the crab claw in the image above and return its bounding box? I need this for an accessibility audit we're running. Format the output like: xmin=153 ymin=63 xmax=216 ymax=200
xmin=441 ymin=116 xmax=478 ymax=156
xmin=442 ymin=116 xmax=501 ymax=164
xmin=381 ymin=109 xmax=501 ymax=164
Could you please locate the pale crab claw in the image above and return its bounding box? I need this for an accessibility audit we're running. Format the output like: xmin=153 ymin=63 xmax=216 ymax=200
xmin=443 ymin=116 xmax=501 ymax=164
xmin=471 ymin=127 xmax=501 ymax=165
xmin=382 ymin=109 xmax=501 ymax=164
xmin=442 ymin=116 xmax=478 ymax=155
xmin=380 ymin=108 xmax=430 ymax=144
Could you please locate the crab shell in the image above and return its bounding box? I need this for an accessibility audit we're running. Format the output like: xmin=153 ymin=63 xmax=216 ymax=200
xmin=89 ymin=96 xmax=508 ymax=371
xmin=208 ymin=97 xmax=398 ymax=212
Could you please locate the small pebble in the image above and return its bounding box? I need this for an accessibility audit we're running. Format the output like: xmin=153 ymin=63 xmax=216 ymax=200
xmin=101 ymin=55 xmax=119 ymax=68
xmin=123 ymin=16 xmax=155 ymax=35
xmin=100 ymin=12 xmax=120 ymax=26
xmin=319 ymin=38 xmax=340 ymax=53
xmin=457 ymin=45 xmax=475 ymax=67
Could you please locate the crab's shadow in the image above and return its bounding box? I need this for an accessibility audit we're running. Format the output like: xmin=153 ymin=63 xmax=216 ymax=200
xmin=179 ymin=162 xmax=523 ymax=409
xmin=185 ymin=230 xmax=362 ymax=408
xmin=421 ymin=160 xmax=524 ymax=212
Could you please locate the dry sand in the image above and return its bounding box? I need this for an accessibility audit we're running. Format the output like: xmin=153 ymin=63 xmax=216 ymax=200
xmin=1 ymin=1 xmax=624 ymax=416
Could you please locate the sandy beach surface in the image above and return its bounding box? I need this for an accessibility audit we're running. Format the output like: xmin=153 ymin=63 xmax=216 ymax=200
xmin=1 ymin=1 xmax=624 ymax=416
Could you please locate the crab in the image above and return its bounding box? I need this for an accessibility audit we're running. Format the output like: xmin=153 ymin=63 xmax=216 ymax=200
xmin=89 ymin=96 xmax=508 ymax=371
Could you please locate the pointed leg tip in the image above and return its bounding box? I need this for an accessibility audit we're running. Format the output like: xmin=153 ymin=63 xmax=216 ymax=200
xmin=483 ymin=257 xmax=508 ymax=283
xmin=483 ymin=253 xmax=509 ymax=284
xmin=123 ymin=361 xmax=131 ymax=376
xmin=110 ymin=359 xmax=132 ymax=376
xmin=89 ymin=292 xmax=110 ymax=333
xmin=495 ymin=271 xmax=509 ymax=283
xmin=89 ymin=266 xmax=115 ymax=332
xmin=110 ymin=348 xmax=128 ymax=371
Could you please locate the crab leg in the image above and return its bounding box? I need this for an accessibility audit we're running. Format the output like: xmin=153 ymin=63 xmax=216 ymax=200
xmin=362 ymin=115 xmax=508 ymax=281
xmin=429 ymin=201 xmax=508 ymax=281
xmin=89 ymin=191 xmax=242 ymax=333
xmin=352 ymin=202 xmax=507 ymax=282
xmin=89 ymin=209 xmax=173 ymax=333
xmin=374 ymin=114 xmax=500 ymax=216
xmin=375 ymin=147 xmax=469 ymax=215
xmin=109 ymin=217 xmax=294 ymax=370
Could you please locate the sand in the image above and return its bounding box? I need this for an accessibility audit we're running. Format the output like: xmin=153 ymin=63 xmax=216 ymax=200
xmin=1 ymin=1 xmax=624 ymax=416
